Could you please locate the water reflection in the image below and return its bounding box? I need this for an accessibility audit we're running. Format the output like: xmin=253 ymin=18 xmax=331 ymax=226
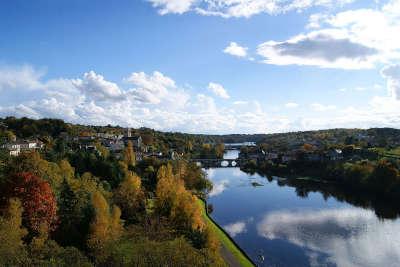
xmin=206 ymin=167 xmax=400 ymax=267
xmin=209 ymin=179 xmax=229 ymax=197
xmin=275 ymin=177 xmax=400 ymax=219
xmin=257 ymin=208 xmax=400 ymax=267
xmin=224 ymin=220 xmax=247 ymax=237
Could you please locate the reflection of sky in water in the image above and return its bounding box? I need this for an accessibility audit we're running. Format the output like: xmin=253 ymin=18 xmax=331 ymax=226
xmin=206 ymin=167 xmax=400 ymax=267
xmin=258 ymin=208 xmax=400 ymax=267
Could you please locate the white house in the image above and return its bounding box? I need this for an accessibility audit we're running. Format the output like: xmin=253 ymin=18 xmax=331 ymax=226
xmin=1 ymin=140 xmax=43 ymax=156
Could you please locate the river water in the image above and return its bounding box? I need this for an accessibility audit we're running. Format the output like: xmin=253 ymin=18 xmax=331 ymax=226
xmin=205 ymin=150 xmax=400 ymax=267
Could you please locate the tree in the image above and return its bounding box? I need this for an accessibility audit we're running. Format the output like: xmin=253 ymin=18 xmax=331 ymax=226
xmin=94 ymin=141 xmax=110 ymax=158
xmin=155 ymin=164 xmax=204 ymax=232
xmin=0 ymin=198 xmax=29 ymax=266
xmin=54 ymin=179 xmax=80 ymax=247
xmin=369 ymin=160 xmax=399 ymax=193
xmin=114 ymin=169 xmax=145 ymax=223
xmin=6 ymin=151 xmax=66 ymax=191
xmin=123 ymin=141 xmax=136 ymax=168
xmin=215 ymin=143 xmax=225 ymax=159
xmin=1 ymin=172 xmax=57 ymax=237
xmin=87 ymin=191 xmax=123 ymax=262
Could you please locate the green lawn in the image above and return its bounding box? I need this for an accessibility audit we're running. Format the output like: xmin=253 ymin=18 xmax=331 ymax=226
xmin=197 ymin=198 xmax=254 ymax=267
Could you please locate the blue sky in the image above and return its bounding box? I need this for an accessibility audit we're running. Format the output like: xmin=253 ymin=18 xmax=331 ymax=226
xmin=1 ymin=0 xmax=400 ymax=133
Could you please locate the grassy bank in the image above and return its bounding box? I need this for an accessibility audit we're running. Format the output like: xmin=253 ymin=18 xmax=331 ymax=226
xmin=197 ymin=198 xmax=255 ymax=267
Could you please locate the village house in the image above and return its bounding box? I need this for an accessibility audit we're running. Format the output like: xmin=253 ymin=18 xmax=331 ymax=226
xmin=1 ymin=140 xmax=43 ymax=156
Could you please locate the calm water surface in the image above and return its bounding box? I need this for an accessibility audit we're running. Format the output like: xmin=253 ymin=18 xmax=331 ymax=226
xmin=205 ymin=150 xmax=400 ymax=267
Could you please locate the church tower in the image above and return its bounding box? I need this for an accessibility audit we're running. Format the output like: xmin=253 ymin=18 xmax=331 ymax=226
xmin=126 ymin=128 xmax=132 ymax=138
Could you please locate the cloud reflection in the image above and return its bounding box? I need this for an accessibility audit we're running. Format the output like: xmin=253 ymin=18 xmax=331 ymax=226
xmin=257 ymin=208 xmax=400 ymax=267
xmin=224 ymin=221 xmax=247 ymax=237
xmin=209 ymin=179 xmax=229 ymax=197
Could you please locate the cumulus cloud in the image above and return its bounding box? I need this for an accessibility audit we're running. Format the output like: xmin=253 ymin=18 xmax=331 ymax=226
xmin=0 ymin=65 xmax=272 ymax=133
xmin=124 ymin=71 xmax=187 ymax=106
xmin=148 ymin=0 xmax=355 ymax=18
xmin=208 ymin=82 xmax=230 ymax=99
xmin=257 ymin=208 xmax=400 ymax=267
xmin=381 ymin=64 xmax=400 ymax=100
xmin=223 ymin=42 xmax=248 ymax=58
xmin=257 ymin=30 xmax=379 ymax=69
xmin=73 ymin=71 xmax=123 ymax=101
xmin=3 ymin=63 xmax=400 ymax=134
xmin=253 ymin=0 xmax=400 ymax=69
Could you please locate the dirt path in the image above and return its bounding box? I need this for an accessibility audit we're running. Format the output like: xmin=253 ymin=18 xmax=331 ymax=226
xmin=220 ymin=244 xmax=242 ymax=267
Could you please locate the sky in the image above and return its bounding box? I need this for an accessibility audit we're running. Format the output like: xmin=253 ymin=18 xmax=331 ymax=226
xmin=0 ymin=0 xmax=400 ymax=134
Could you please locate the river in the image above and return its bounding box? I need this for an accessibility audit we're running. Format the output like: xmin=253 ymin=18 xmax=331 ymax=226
xmin=205 ymin=149 xmax=400 ymax=267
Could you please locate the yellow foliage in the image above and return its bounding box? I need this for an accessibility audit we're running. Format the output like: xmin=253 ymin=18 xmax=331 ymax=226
xmin=87 ymin=191 xmax=123 ymax=261
xmin=114 ymin=171 xmax=145 ymax=222
xmin=0 ymin=198 xmax=28 ymax=265
xmin=155 ymin=164 xmax=205 ymax=231
xmin=123 ymin=141 xmax=136 ymax=167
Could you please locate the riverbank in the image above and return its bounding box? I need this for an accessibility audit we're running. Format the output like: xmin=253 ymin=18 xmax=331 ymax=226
xmin=197 ymin=198 xmax=255 ymax=267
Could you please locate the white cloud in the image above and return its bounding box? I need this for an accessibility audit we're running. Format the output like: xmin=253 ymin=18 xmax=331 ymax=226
xmin=381 ymin=64 xmax=400 ymax=100
xmin=285 ymin=102 xmax=299 ymax=108
xmin=310 ymin=103 xmax=336 ymax=112
xmin=255 ymin=1 xmax=400 ymax=69
xmin=2 ymin=63 xmax=400 ymax=134
xmin=208 ymin=82 xmax=230 ymax=99
xmin=223 ymin=42 xmax=248 ymax=58
xmin=257 ymin=29 xmax=380 ymax=69
xmin=0 ymin=65 xmax=44 ymax=91
xmin=73 ymin=71 xmax=123 ymax=101
xmin=124 ymin=71 xmax=186 ymax=105
xmin=148 ymin=0 xmax=355 ymax=18
xmin=147 ymin=0 xmax=196 ymax=15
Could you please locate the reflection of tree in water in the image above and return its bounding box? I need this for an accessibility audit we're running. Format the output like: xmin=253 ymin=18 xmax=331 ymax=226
xmin=274 ymin=177 xmax=400 ymax=219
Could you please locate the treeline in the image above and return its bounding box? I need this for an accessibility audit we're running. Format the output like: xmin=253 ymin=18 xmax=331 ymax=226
xmin=245 ymin=158 xmax=400 ymax=204
xmin=3 ymin=116 xmax=400 ymax=153
xmin=0 ymin=143 xmax=224 ymax=266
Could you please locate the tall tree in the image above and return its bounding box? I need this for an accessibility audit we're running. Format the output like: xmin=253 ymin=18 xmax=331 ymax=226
xmin=87 ymin=191 xmax=123 ymax=262
xmin=2 ymin=172 xmax=57 ymax=237
xmin=114 ymin=169 xmax=145 ymax=223
xmin=123 ymin=141 xmax=136 ymax=168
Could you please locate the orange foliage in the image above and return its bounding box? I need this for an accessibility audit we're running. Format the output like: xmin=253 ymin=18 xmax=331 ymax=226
xmin=3 ymin=172 xmax=57 ymax=235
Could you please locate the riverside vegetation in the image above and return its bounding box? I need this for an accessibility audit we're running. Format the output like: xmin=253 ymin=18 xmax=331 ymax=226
xmin=0 ymin=118 xmax=229 ymax=266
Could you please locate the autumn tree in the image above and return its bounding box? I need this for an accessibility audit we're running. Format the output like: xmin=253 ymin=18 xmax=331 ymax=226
xmin=114 ymin=168 xmax=145 ymax=223
xmin=123 ymin=141 xmax=136 ymax=168
xmin=94 ymin=141 xmax=110 ymax=158
xmin=155 ymin=164 xmax=204 ymax=232
xmin=1 ymin=172 xmax=57 ymax=237
xmin=6 ymin=151 xmax=71 ymax=191
xmin=215 ymin=143 xmax=225 ymax=159
xmin=0 ymin=198 xmax=28 ymax=266
xmin=87 ymin=191 xmax=123 ymax=262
